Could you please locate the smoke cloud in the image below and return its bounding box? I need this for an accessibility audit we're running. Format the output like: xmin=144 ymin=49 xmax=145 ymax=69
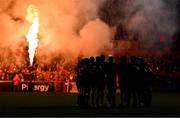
xmin=126 ymin=0 xmax=178 ymax=50
xmin=0 ymin=0 xmax=111 ymax=64
xmin=101 ymin=0 xmax=178 ymax=50
xmin=0 ymin=0 xmax=178 ymax=65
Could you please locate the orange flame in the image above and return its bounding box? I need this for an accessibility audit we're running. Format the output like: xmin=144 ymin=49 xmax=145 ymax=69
xmin=25 ymin=5 xmax=39 ymax=65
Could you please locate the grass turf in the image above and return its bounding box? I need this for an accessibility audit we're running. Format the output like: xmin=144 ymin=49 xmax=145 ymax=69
xmin=0 ymin=92 xmax=180 ymax=116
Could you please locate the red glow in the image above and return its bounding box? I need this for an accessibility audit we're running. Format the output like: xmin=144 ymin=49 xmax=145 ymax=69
xmin=160 ymin=35 xmax=166 ymax=43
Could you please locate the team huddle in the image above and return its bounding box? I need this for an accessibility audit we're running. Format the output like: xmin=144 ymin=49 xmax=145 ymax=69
xmin=76 ymin=55 xmax=154 ymax=108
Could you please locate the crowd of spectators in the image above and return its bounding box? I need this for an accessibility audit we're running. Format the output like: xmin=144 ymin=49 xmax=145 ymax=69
xmin=0 ymin=54 xmax=179 ymax=82
xmin=143 ymin=53 xmax=180 ymax=91
xmin=0 ymin=59 xmax=77 ymax=83
xmin=145 ymin=54 xmax=180 ymax=80
xmin=0 ymin=50 xmax=179 ymax=92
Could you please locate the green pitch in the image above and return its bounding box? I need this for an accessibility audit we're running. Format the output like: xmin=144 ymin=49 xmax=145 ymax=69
xmin=0 ymin=92 xmax=180 ymax=117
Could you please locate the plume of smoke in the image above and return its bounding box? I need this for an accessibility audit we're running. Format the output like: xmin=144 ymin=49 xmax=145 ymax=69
xmin=101 ymin=0 xmax=178 ymax=50
xmin=0 ymin=0 xmax=112 ymax=65
xmin=125 ymin=0 xmax=178 ymax=49
xmin=0 ymin=0 xmax=178 ymax=66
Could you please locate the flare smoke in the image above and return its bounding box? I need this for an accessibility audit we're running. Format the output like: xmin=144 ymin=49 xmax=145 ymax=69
xmin=0 ymin=0 xmax=178 ymax=64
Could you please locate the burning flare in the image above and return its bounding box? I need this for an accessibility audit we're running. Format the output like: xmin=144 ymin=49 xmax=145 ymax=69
xmin=25 ymin=5 xmax=39 ymax=65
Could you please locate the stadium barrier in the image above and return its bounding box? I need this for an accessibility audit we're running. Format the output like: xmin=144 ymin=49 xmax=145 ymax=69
xmin=0 ymin=80 xmax=78 ymax=93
